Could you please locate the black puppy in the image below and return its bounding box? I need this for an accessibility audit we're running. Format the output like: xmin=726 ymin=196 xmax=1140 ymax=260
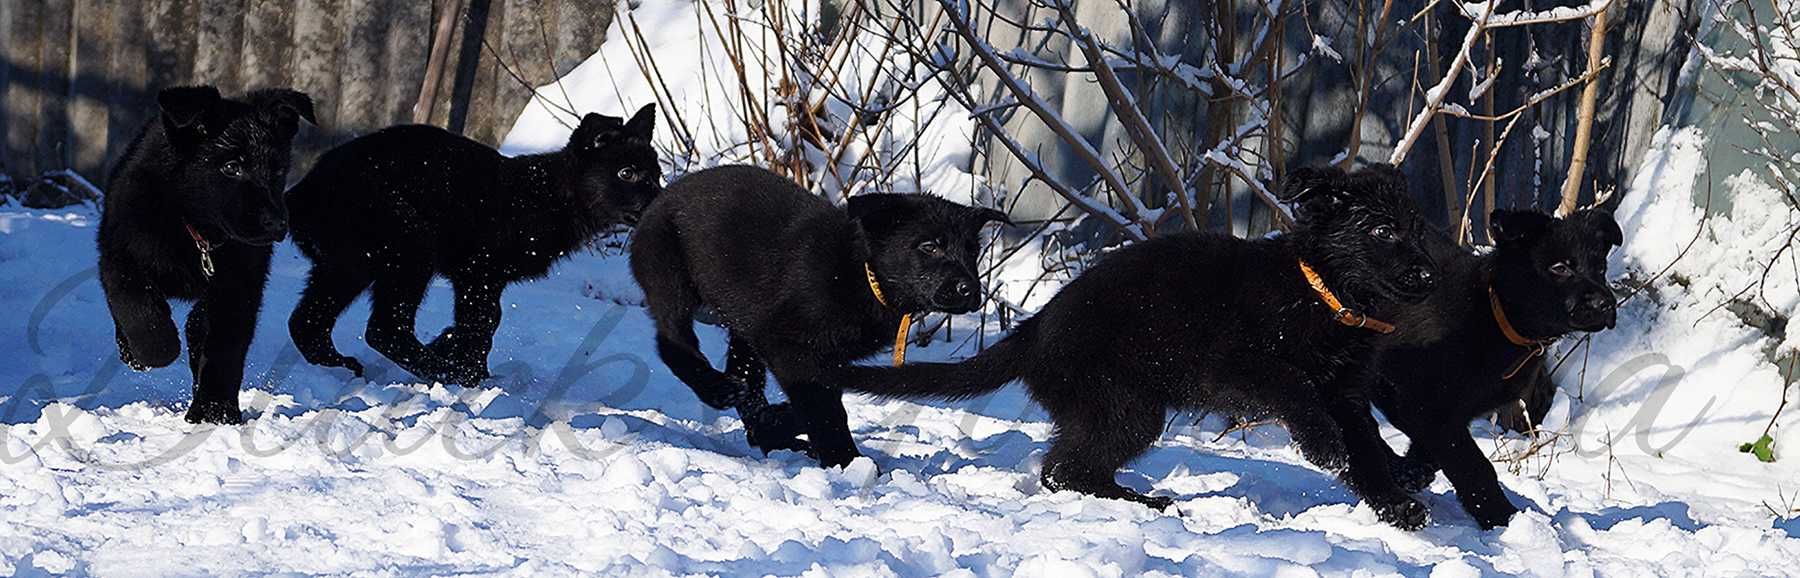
xmin=835 ymin=165 xmax=1445 ymax=528
xmin=1369 ymin=208 xmax=1620 ymax=529
xmin=287 ymin=105 xmax=660 ymax=385
xmin=98 ymin=85 xmax=316 ymax=424
xmin=630 ymin=165 xmax=1007 ymax=467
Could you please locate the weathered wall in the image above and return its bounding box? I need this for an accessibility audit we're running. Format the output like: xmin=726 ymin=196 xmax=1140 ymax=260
xmin=955 ymin=0 xmax=1697 ymax=237
xmin=0 ymin=0 xmax=612 ymax=192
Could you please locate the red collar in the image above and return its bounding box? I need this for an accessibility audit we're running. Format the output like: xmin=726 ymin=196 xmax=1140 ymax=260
xmin=184 ymin=223 xmax=216 ymax=279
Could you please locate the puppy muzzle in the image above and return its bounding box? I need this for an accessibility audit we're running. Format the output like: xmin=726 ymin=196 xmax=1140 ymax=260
xmin=930 ymin=278 xmax=982 ymax=314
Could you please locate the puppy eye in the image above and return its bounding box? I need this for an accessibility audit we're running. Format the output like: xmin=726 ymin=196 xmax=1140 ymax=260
xmin=917 ymin=240 xmax=943 ymax=256
xmin=1549 ymin=262 xmax=1574 ymax=278
xmin=1370 ymin=225 xmax=1399 ymax=242
xmin=617 ymin=167 xmax=641 ymax=183
xmin=221 ymin=159 xmax=244 ymax=178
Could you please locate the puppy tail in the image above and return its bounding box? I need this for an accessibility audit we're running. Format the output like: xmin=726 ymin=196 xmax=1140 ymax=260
xmin=836 ymin=322 xmax=1034 ymax=401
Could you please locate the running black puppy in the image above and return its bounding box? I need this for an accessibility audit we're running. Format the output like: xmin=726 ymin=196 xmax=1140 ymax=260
xmin=835 ymin=165 xmax=1444 ymax=529
xmin=631 ymin=165 xmax=1007 ymax=467
xmin=287 ymin=104 xmax=660 ymax=385
xmin=1369 ymin=208 xmax=1620 ymax=529
xmin=98 ymin=85 xmax=316 ymax=424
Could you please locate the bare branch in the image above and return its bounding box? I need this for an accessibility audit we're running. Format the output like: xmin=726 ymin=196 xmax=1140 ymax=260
xmin=1558 ymin=5 xmax=1610 ymax=217
xmin=935 ymin=0 xmax=1155 ymax=235
xmin=1051 ymin=3 xmax=1199 ymax=230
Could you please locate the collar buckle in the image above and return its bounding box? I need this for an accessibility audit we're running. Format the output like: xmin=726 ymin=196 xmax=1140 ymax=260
xmin=184 ymin=223 xmax=216 ymax=280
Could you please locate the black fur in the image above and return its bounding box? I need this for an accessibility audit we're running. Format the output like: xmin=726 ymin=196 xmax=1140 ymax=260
xmin=832 ymin=165 xmax=1445 ymax=528
xmin=98 ymin=85 xmax=316 ymax=424
xmin=287 ymin=104 xmax=661 ymax=384
xmin=630 ymin=165 xmax=1007 ymax=467
xmin=1369 ymin=208 xmax=1621 ymax=529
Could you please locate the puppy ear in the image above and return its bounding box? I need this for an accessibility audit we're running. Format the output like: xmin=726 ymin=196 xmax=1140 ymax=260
xmin=1355 ymin=162 xmax=1406 ymax=182
xmin=157 ymin=86 xmax=222 ymax=132
xmin=265 ymin=89 xmax=317 ymax=125
xmin=846 ymin=193 xmax=918 ymax=235
xmin=570 ymin=112 xmax=627 ymax=153
xmin=1572 ymin=208 xmax=1623 ymax=247
xmin=625 ymin=103 xmax=656 ymax=139
xmin=1278 ymin=166 xmax=1355 ymax=218
xmin=965 ymin=206 xmax=1012 ymax=229
xmin=248 ymin=89 xmax=317 ymax=137
xmin=1277 ymin=166 xmax=1346 ymax=203
xmin=1489 ymin=209 xmax=1553 ymax=245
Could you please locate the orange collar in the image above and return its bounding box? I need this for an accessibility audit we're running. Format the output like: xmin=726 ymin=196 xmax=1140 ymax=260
xmin=865 ymin=263 xmax=912 ymax=367
xmin=1489 ymin=286 xmax=1553 ymax=379
xmin=1298 ymin=259 xmax=1395 ymax=334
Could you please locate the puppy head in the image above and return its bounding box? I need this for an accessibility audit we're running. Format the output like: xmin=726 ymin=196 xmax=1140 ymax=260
xmin=1489 ymin=208 xmax=1622 ymax=334
xmin=567 ymin=104 xmax=661 ymax=226
xmin=1280 ymin=163 xmax=1437 ymax=306
xmin=157 ymin=86 xmax=315 ymax=245
xmin=848 ymin=193 xmax=1009 ymax=314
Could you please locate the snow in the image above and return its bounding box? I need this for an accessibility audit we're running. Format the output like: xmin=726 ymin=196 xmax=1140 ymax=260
xmin=499 ymin=0 xmax=981 ymax=203
xmin=3 ymin=1 xmax=1799 ymax=575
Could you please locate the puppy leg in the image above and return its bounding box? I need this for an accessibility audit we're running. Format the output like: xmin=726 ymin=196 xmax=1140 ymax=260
xmin=100 ymin=259 xmax=180 ymax=369
xmin=727 ymin=336 xmax=809 ymax=455
xmin=365 ymin=262 xmax=449 ymax=383
xmin=1322 ymin=392 xmax=1430 ymax=530
xmin=1415 ymin=426 xmax=1519 ymax=529
xmin=1038 ymin=387 xmax=1171 ymax=509
xmin=290 ymin=264 xmax=371 ymax=377
xmin=1227 ymin=357 xmax=1351 ymax=474
xmin=427 ymin=279 xmax=502 ymax=385
xmin=1391 ymin=448 xmax=1439 ymax=493
xmin=652 ymin=328 xmax=744 ymax=409
xmin=724 ymin=335 xmax=768 ymax=389
xmin=1372 ymin=395 xmax=1440 ymax=492
xmin=183 ymin=270 xmax=268 ymax=425
xmin=770 ymin=355 xmax=862 ymax=468
xmin=637 ymin=254 xmax=745 ymax=409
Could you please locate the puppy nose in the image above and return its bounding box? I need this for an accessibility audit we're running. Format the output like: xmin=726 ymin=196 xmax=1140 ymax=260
xmin=1408 ymin=266 xmax=1433 ymax=287
xmin=951 ymin=280 xmax=976 ymax=298
xmin=1583 ymin=290 xmax=1613 ymax=310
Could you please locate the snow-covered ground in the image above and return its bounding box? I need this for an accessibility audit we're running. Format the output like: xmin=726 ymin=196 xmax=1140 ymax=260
xmin=5 ymin=196 xmax=1796 ymax=576
xmin=4 ymin=0 xmax=1800 ymax=574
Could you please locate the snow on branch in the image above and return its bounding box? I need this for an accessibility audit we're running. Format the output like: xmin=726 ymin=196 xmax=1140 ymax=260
xmin=1389 ymin=0 xmax=1612 ymax=166
xmin=1457 ymin=0 xmax=1613 ymax=29
xmin=1052 ymin=2 xmax=1200 ymax=229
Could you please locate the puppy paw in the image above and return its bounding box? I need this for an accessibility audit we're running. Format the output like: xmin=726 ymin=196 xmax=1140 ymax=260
xmin=442 ymin=363 xmax=491 ymax=386
xmin=1373 ymin=496 xmax=1431 ymax=531
xmin=692 ymin=383 xmax=743 ymax=411
xmin=1391 ymin=456 xmax=1437 ymax=493
xmin=1135 ymin=494 xmax=1176 ymax=512
xmin=116 ymin=329 xmax=177 ymax=370
xmin=340 ymin=357 xmax=366 ymax=378
xmin=1469 ymin=500 xmax=1520 ymax=530
xmin=816 ymin=447 xmax=863 ymax=469
xmin=743 ymin=403 xmax=810 ymax=455
xmin=184 ymin=399 xmax=243 ymax=425
xmin=752 ymin=434 xmax=814 ymax=457
xmin=1300 ymin=443 xmax=1351 ymax=475
xmin=117 ymin=344 xmax=148 ymax=372
xmin=312 ymin=354 xmax=365 ymax=378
